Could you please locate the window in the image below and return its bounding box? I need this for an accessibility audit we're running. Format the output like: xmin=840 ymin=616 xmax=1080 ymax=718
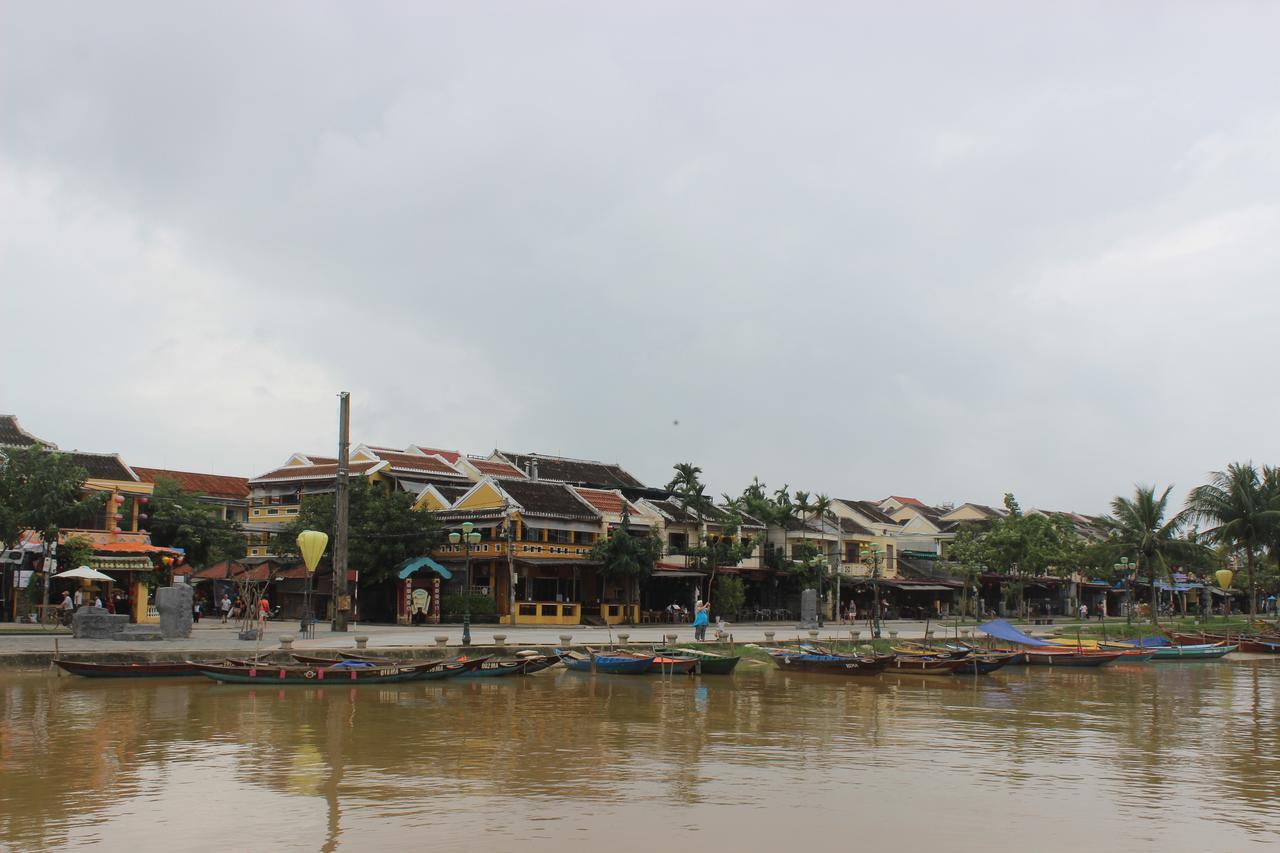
xmin=267 ymin=508 xmax=278 ymax=515
xmin=668 ymin=532 xmax=688 ymax=552
xmin=576 ymin=531 xmax=596 ymax=545
xmin=546 ymin=529 xmax=572 ymax=544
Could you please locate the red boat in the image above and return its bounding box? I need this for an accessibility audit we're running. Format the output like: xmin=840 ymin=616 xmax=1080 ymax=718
xmin=1024 ymin=649 xmax=1125 ymax=667
xmin=53 ymin=659 xmax=200 ymax=678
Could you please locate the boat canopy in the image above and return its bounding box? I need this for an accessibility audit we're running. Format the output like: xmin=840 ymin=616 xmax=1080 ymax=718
xmin=1114 ymin=636 xmax=1171 ymax=648
xmin=977 ymin=619 xmax=1057 ymax=647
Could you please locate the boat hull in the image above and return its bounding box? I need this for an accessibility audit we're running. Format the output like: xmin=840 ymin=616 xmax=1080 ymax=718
xmin=768 ymin=652 xmax=886 ymax=676
xmin=1148 ymin=644 xmax=1236 ymax=660
xmin=654 ymin=647 xmax=740 ymax=674
xmin=53 ymin=659 xmax=199 ymax=678
xmin=559 ymin=650 xmax=655 ymax=674
xmin=194 ymin=660 xmax=443 ymax=685
xmin=1024 ymin=650 xmax=1124 ymax=667
xmin=951 ymin=653 xmax=1018 ymax=675
xmin=888 ymin=657 xmax=969 ymax=675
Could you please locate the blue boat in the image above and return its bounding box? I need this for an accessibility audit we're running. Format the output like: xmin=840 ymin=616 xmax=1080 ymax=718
xmin=558 ymin=649 xmax=654 ymax=675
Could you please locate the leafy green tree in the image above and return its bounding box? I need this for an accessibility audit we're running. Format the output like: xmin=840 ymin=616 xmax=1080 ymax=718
xmin=977 ymin=495 xmax=1080 ymax=617
xmin=1106 ymin=484 xmax=1205 ymax=623
xmin=1186 ymin=463 xmax=1280 ymax=619
xmin=713 ymin=574 xmax=746 ymax=621
xmin=0 ymin=447 xmax=106 ymax=607
xmin=274 ymin=478 xmax=441 ymax=584
xmin=146 ymin=477 xmax=245 ymax=567
xmin=590 ymin=508 xmax=662 ymax=607
xmin=946 ymin=522 xmax=990 ymax=617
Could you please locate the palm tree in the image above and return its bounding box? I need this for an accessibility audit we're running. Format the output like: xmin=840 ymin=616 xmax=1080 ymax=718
xmin=813 ymin=493 xmax=835 ymax=618
xmin=1186 ymin=463 xmax=1280 ymax=619
xmin=1106 ymin=485 xmax=1198 ymax=624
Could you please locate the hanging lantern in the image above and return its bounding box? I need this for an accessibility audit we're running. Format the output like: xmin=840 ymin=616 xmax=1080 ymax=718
xmin=161 ymin=556 xmax=173 ymax=567
xmin=138 ymin=496 xmax=149 ymax=505
xmin=137 ymin=513 xmax=148 ymax=522
xmin=113 ymin=513 xmax=123 ymax=521
xmin=1215 ymin=569 xmax=1234 ymax=589
xmin=112 ymin=526 xmax=122 ymax=534
xmin=296 ymin=530 xmax=329 ymax=573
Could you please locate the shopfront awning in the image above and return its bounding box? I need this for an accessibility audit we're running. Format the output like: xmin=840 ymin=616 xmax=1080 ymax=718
xmin=396 ymin=556 xmax=453 ymax=580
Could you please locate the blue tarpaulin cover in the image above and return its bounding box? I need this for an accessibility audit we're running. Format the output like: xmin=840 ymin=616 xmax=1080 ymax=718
xmin=977 ymin=619 xmax=1057 ymax=647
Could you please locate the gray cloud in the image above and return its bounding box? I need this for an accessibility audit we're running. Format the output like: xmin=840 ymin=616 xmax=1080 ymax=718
xmin=3 ymin=2 xmax=1278 ymax=511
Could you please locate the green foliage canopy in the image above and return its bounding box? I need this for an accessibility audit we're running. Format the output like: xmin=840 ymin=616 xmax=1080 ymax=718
xmin=146 ymin=477 xmax=245 ymax=567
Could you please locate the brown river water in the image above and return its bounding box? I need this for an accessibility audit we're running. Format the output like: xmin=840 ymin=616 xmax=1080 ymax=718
xmin=1 ymin=656 xmax=1278 ymax=852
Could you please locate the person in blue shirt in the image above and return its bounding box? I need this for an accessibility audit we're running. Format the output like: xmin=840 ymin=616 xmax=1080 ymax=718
xmin=692 ymin=601 xmax=710 ymax=641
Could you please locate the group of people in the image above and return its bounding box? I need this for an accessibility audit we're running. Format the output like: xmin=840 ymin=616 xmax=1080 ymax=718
xmin=58 ymin=588 xmax=108 ymax=624
xmin=194 ymin=593 xmax=271 ymax=626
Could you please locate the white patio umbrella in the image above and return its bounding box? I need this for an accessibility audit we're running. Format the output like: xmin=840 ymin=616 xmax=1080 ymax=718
xmin=53 ymin=566 xmax=116 ymax=582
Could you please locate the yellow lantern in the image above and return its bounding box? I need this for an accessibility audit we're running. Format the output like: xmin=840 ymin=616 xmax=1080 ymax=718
xmin=296 ymin=530 xmax=329 ymax=574
xmin=1215 ymin=569 xmax=1234 ymax=589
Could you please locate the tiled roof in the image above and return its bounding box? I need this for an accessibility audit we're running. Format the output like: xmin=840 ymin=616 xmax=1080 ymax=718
xmin=571 ymin=487 xmax=630 ymax=516
xmin=839 ymin=500 xmax=899 ymax=526
xmin=133 ymin=467 xmax=250 ymax=500
xmin=469 ymin=458 xmax=527 ymax=479
xmin=65 ymin=451 xmax=138 ymax=482
xmin=0 ymin=415 xmax=54 ymax=448
xmin=249 ymin=460 xmax=380 ymax=483
xmin=375 ymin=451 xmax=464 ymax=477
xmin=647 ymin=498 xmax=733 ymax=526
xmin=836 ymin=517 xmax=873 ymax=536
xmin=496 ymin=451 xmax=645 ymax=489
xmin=408 ymin=446 xmax=462 ymax=464
xmin=887 ymin=495 xmax=926 ymax=508
xmin=499 ymin=480 xmax=600 ymax=520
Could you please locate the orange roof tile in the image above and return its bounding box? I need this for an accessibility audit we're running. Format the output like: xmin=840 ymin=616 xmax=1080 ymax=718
xmin=133 ymin=467 xmax=249 ymax=499
xmin=571 ymin=487 xmax=627 ymax=515
xmin=469 ymin=458 xmax=527 ymax=478
xmin=250 ymin=461 xmax=380 ymax=483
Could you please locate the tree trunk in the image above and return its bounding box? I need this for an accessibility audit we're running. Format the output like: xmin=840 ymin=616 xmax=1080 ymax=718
xmin=1247 ymin=547 xmax=1257 ymax=620
xmin=1149 ymin=555 xmax=1158 ymax=626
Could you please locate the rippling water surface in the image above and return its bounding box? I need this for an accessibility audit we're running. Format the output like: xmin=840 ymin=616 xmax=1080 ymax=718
xmin=2 ymin=656 xmax=1278 ymax=852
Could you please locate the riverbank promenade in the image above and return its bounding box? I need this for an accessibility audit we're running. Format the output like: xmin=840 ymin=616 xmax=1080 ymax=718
xmin=0 ymin=617 xmax=1081 ymax=664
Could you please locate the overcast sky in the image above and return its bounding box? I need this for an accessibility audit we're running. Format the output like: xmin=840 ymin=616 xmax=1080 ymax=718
xmin=3 ymin=2 xmax=1278 ymax=513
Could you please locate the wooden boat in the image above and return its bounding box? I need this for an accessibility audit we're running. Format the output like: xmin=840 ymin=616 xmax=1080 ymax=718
xmin=1023 ymin=649 xmax=1125 ymax=667
xmin=293 ymin=654 xmax=345 ymax=666
xmin=54 ymin=659 xmax=200 ymax=678
xmin=654 ymin=646 xmax=741 ymax=674
xmin=1147 ymin=643 xmax=1235 ymax=660
xmin=193 ymin=659 xmax=447 ymax=685
xmin=1168 ymin=631 xmax=1280 ymax=653
xmin=887 ymin=656 xmax=969 ymax=675
xmin=894 ymin=642 xmax=971 ymax=659
xmin=558 ymin=649 xmax=655 ymax=675
xmin=766 ymin=649 xmax=886 ymax=676
xmin=588 ymin=647 xmax=699 ymax=674
xmin=515 ymin=654 xmax=563 ymax=674
xmin=951 ymin=652 xmax=1019 ymax=675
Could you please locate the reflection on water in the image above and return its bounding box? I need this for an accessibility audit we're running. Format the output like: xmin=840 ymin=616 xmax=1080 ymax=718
xmin=2 ymin=657 xmax=1278 ymax=852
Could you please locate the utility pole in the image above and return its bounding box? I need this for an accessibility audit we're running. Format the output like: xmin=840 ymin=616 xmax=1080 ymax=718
xmin=332 ymin=391 xmax=351 ymax=632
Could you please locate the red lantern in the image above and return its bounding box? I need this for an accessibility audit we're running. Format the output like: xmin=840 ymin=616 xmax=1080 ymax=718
xmin=161 ymin=556 xmax=173 ymax=567
xmin=138 ymin=497 xmax=149 ymax=505
xmin=113 ymin=513 xmax=123 ymax=521
xmin=112 ymin=526 xmax=122 ymax=534
xmin=114 ymin=495 xmax=125 ymax=504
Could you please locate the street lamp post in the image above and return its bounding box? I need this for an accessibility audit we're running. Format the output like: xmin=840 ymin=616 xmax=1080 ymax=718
xmin=448 ymin=522 xmax=482 ymax=646
xmin=866 ymin=545 xmax=884 ymax=640
xmin=1114 ymin=557 xmax=1132 ymax=626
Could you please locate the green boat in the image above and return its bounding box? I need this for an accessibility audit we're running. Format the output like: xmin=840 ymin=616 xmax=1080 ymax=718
xmin=654 ymin=646 xmax=741 ymax=674
xmin=1102 ymin=642 xmax=1236 ymax=660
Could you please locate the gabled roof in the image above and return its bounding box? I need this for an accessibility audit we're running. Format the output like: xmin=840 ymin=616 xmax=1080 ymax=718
xmin=495 ymin=479 xmax=601 ymax=521
xmin=644 ymin=497 xmax=735 ymax=526
xmin=495 ymin=451 xmax=645 ymax=489
xmin=133 ymin=467 xmax=250 ymax=500
xmin=886 ymin=495 xmax=926 ymax=508
xmin=837 ymin=499 xmax=899 ymax=526
xmin=407 ymin=445 xmax=463 ymax=464
xmin=467 ymin=457 xmax=527 ymax=479
xmin=835 ymin=516 xmax=872 ymax=536
xmin=65 ymin=451 xmax=139 ymax=482
xmin=569 ymin=486 xmax=647 ymax=518
xmin=0 ymin=415 xmax=55 ymax=448
xmin=249 ymin=460 xmax=383 ymax=484
xmin=371 ymin=450 xmax=465 ymax=478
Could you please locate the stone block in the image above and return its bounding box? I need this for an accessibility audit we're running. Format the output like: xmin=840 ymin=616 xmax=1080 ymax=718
xmin=155 ymin=585 xmax=194 ymax=639
xmin=71 ymin=607 xmax=130 ymax=639
xmin=355 ymin=635 xmax=369 ymax=650
xmin=798 ymin=589 xmax=819 ymax=629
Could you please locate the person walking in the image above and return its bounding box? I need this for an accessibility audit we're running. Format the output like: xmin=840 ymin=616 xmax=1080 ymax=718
xmin=692 ymin=601 xmax=709 ymax=641
xmin=1078 ymin=603 xmax=1088 ymax=621
xmin=192 ymin=597 xmax=201 ymax=623
xmin=59 ymin=591 xmax=74 ymax=626
xmin=220 ymin=594 xmax=232 ymax=624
